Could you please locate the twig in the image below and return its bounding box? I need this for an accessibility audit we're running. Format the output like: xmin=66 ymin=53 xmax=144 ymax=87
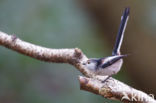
xmin=0 ymin=31 xmax=155 ymax=103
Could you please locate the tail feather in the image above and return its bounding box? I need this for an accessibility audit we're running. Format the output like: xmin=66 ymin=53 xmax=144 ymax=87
xmin=112 ymin=8 xmax=130 ymax=55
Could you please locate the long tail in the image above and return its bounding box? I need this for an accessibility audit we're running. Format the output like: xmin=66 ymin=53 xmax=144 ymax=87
xmin=112 ymin=8 xmax=130 ymax=55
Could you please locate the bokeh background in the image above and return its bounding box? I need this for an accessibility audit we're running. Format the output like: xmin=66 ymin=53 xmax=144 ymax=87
xmin=0 ymin=0 xmax=156 ymax=103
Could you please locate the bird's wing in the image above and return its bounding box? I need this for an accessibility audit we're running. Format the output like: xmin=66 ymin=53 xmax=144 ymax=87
xmin=112 ymin=8 xmax=130 ymax=55
xmin=101 ymin=55 xmax=127 ymax=68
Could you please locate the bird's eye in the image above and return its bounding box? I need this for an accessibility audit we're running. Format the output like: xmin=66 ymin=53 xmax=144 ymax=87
xmin=87 ymin=61 xmax=90 ymax=64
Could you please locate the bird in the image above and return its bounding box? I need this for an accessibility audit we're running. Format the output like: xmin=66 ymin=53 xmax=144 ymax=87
xmin=83 ymin=8 xmax=130 ymax=82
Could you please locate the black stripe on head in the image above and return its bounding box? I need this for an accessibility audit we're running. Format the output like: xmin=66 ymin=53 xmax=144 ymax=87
xmin=96 ymin=58 xmax=103 ymax=67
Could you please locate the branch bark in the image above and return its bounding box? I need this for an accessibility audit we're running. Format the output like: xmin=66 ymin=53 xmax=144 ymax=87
xmin=0 ymin=31 xmax=155 ymax=103
xmin=79 ymin=76 xmax=155 ymax=103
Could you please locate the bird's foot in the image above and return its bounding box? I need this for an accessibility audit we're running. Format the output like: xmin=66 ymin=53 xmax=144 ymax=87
xmin=101 ymin=76 xmax=111 ymax=83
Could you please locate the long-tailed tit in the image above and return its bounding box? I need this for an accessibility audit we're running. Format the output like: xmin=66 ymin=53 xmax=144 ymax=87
xmin=83 ymin=8 xmax=130 ymax=82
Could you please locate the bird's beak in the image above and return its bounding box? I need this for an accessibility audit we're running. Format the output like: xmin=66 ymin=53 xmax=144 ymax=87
xmin=82 ymin=62 xmax=86 ymax=65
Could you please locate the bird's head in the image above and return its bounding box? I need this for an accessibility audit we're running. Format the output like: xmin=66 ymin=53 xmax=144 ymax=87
xmin=83 ymin=58 xmax=100 ymax=71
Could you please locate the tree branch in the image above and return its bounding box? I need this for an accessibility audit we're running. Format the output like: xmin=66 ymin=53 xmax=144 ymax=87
xmin=0 ymin=31 xmax=92 ymax=77
xmin=79 ymin=76 xmax=156 ymax=103
xmin=0 ymin=31 xmax=155 ymax=103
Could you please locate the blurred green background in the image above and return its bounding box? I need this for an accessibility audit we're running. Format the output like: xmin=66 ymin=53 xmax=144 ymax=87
xmin=0 ymin=0 xmax=156 ymax=103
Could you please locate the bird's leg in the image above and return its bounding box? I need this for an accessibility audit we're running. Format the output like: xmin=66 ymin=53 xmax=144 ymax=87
xmin=101 ymin=75 xmax=111 ymax=83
